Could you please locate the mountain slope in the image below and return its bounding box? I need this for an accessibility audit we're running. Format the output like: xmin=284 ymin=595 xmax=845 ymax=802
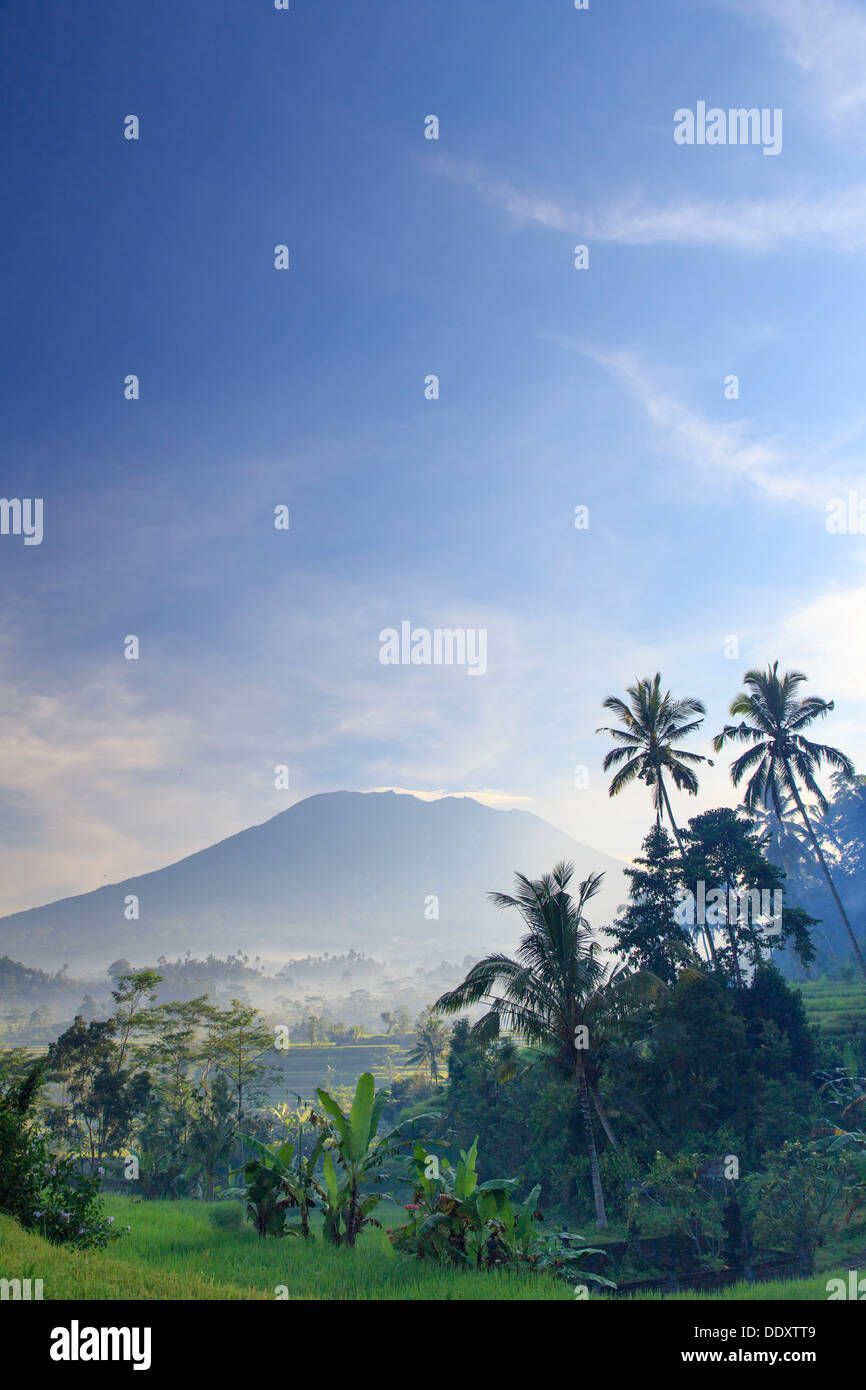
xmin=0 ymin=791 xmax=628 ymax=968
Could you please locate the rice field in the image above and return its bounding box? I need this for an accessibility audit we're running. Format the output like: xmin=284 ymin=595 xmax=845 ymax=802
xmin=1 ymin=1196 xmax=851 ymax=1302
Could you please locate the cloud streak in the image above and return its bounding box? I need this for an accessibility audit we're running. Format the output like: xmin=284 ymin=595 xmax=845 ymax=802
xmin=433 ymin=155 xmax=866 ymax=252
xmin=565 ymin=344 xmax=866 ymax=512
xmin=729 ymin=0 xmax=866 ymax=123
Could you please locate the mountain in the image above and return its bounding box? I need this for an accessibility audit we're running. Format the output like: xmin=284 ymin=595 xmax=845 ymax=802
xmin=0 ymin=791 xmax=629 ymax=970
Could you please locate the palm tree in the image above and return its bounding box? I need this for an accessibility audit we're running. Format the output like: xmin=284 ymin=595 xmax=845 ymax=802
xmin=713 ymin=663 xmax=865 ymax=981
xmin=598 ymin=674 xmax=712 ymax=851
xmin=749 ymin=791 xmax=811 ymax=866
xmin=432 ymin=863 xmax=662 ymax=1228
xmin=406 ymin=1010 xmax=450 ymax=1084
xmin=598 ymin=674 xmax=716 ymax=964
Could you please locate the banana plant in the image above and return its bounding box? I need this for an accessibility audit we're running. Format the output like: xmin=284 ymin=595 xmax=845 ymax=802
xmin=393 ymin=1138 xmax=517 ymax=1267
xmin=313 ymin=1072 xmax=426 ymax=1247
xmin=392 ymin=1137 xmax=615 ymax=1287
xmin=237 ymin=1130 xmax=326 ymax=1238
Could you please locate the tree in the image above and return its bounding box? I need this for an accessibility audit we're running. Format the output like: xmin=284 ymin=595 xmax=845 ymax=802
xmin=48 ymin=1016 xmax=151 ymax=1169
xmin=239 ymin=1126 xmax=326 ymax=1238
xmin=203 ymin=1001 xmax=274 ymax=1165
xmin=406 ymin=1009 xmax=450 ymax=1084
xmin=746 ymin=1141 xmax=852 ymax=1272
xmin=135 ymin=996 xmax=214 ymax=1196
xmin=391 ymin=1007 xmax=412 ymax=1036
xmin=188 ymin=1071 xmax=238 ymax=1201
xmin=749 ymin=792 xmax=812 ymax=870
xmin=748 ymin=793 xmax=843 ymax=975
xmin=681 ymin=807 xmax=817 ymax=983
xmin=818 ymin=774 xmax=866 ymax=878
xmin=713 ymin=663 xmax=865 ymax=980
xmin=598 ymin=674 xmax=716 ymax=964
xmin=433 ymin=862 xmax=662 ymax=1228
xmin=597 ymin=674 xmax=712 ymax=847
xmin=109 ymin=969 xmax=163 ymax=1072
xmin=302 ymin=1014 xmax=325 ymax=1047
xmin=605 ymin=825 xmax=697 ymax=986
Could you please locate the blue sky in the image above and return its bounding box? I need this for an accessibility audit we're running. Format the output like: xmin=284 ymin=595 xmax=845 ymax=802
xmin=2 ymin=0 xmax=866 ymax=916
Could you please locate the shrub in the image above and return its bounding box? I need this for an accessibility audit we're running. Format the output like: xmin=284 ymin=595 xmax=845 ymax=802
xmin=208 ymin=1201 xmax=244 ymax=1232
xmin=0 ymin=1059 xmax=120 ymax=1250
xmin=746 ymin=1140 xmax=853 ymax=1270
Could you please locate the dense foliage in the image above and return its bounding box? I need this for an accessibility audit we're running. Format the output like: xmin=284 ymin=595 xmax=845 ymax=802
xmin=0 ymin=1060 xmax=119 ymax=1249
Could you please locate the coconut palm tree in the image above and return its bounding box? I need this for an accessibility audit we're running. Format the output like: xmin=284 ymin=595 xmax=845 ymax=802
xmin=432 ymin=863 xmax=662 ymax=1228
xmin=406 ymin=1010 xmax=450 ymax=1084
xmin=749 ymin=791 xmax=811 ymax=866
xmin=713 ymin=663 xmax=865 ymax=981
xmin=598 ymin=675 xmax=716 ymax=964
xmin=597 ymin=674 xmax=713 ymax=853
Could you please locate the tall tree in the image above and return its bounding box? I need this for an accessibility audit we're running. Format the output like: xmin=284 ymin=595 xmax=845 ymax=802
xmin=605 ymin=825 xmax=698 ymax=987
xmin=136 ymin=996 xmax=214 ymax=1195
xmin=598 ymin=674 xmax=716 ymax=964
xmin=713 ymin=662 xmax=865 ymax=981
xmin=598 ymin=674 xmax=713 ymax=846
xmin=432 ymin=863 xmax=661 ymax=1228
xmin=203 ymin=1000 xmax=275 ymax=1163
xmin=109 ymin=969 xmax=162 ymax=1073
xmin=681 ymin=807 xmax=817 ymax=984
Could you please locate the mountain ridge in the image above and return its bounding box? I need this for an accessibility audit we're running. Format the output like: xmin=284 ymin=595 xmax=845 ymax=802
xmin=0 ymin=791 xmax=628 ymax=969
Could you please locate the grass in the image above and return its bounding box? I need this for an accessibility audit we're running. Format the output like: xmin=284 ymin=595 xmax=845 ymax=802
xmin=606 ymin=1273 xmax=848 ymax=1301
xmin=48 ymin=1195 xmax=571 ymax=1300
xmin=798 ymin=979 xmax=866 ymax=1067
xmin=0 ymin=1212 xmax=258 ymax=1300
xmin=2 ymin=1195 xmax=855 ymax=1301
xmin=264 ymin=1042 xmax=413 ymax=1099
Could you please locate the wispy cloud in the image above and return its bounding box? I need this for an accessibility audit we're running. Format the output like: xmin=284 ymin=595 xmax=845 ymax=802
xmin=432 ymin=155 xmax=866 ymax=252
xmin=570 ymin=344 xmax=861 ymax=509
xmin=729 ymin=0 xmax=866 ymax=122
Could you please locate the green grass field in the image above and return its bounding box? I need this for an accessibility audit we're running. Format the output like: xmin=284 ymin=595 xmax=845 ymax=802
xmin=798 ymin=979 xmax=866 ymax=1068
xmin=0 ymin=1212 xmax=260 ymax=1300
xmin=1 ymin=1196 xmax=855 ymax=1301
xmin=0 ymin=1197 xmax=570 ymax=1300
xmin=264 ymin=1041 xmax=413 ymax=1099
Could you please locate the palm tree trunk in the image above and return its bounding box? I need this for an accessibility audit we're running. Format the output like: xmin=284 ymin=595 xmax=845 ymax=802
xmin=659 ymin=774 xmax=721 ymax=970
xmin=724 ymin=878 xmax=745 ymax=987
xmin=576 ymin=1058 xmax=608 ymax=1228
xmin=788 ymin=776 xmax=866 ymax=982
xmin=591 ymin=1085 xmax=619 ymax=1151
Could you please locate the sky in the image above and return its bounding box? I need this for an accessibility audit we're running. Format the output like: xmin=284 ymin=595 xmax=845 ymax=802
xmin=2 ymin=0 xmax=866 ymax=917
